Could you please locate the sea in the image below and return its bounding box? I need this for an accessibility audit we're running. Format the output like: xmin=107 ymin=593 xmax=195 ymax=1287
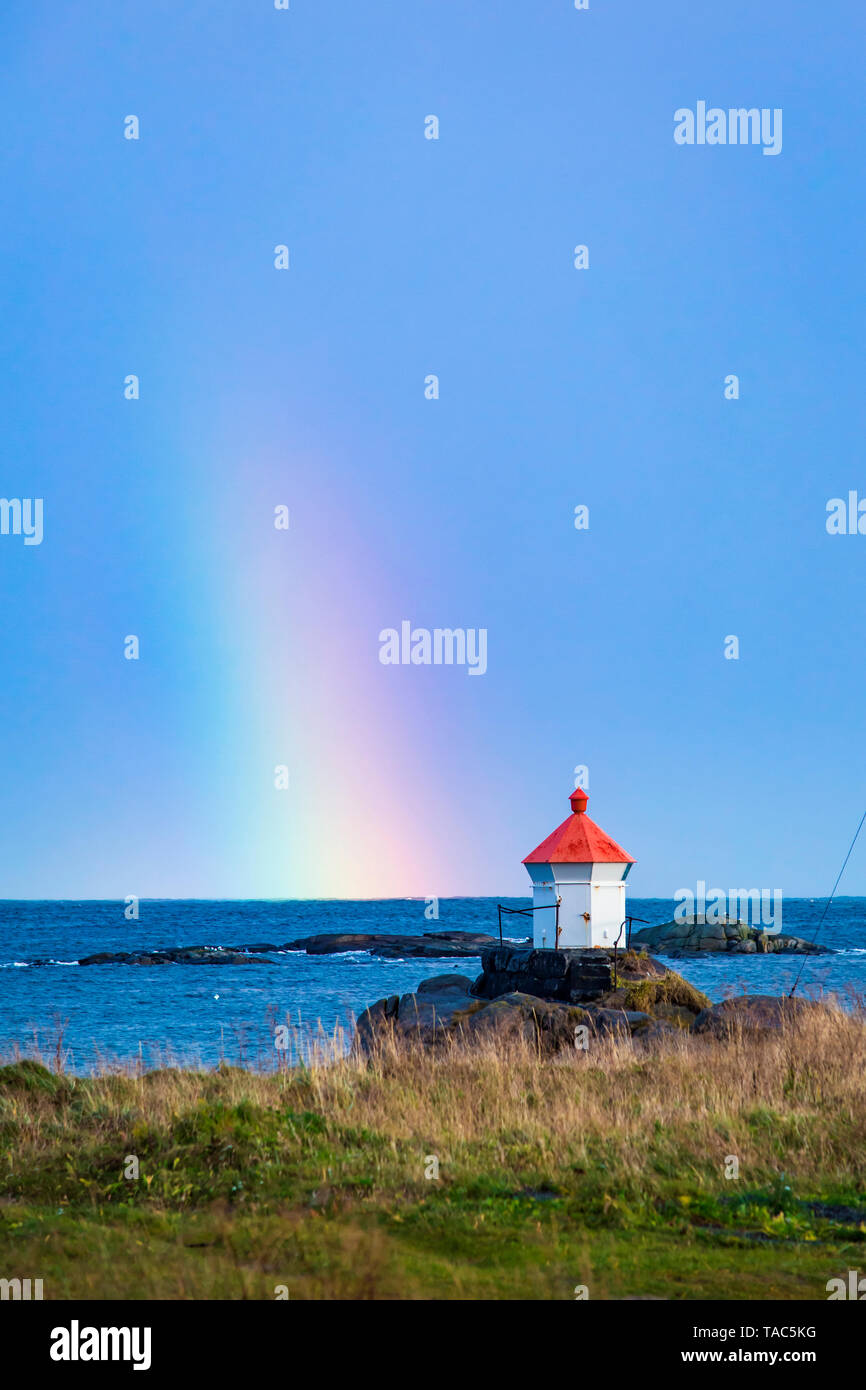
xmin=0 ymin=897 xmax=863 ymax=1073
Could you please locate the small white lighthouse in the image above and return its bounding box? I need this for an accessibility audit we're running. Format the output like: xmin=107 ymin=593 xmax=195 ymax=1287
xmin=523 ymin=788 xmax=635 ymax=949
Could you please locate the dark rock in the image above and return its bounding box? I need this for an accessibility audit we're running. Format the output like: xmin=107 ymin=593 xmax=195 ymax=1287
xmin=355 ymin=976 xmax=479 ymax=1050
xmin=283 ymin=933 xmax=382 ymax=954
xmin=692 ymin=994 xmax=823 ymax=1037
xmin=456 ymin=993 xmax=538 ymax=1043
xmin=354 ymin=994 xmax=401 ymax=1049
xmin=172 ymin=947 xmax=262 ymax=966
xmin=424 ymin=931 xmax=521 ymax=951
xmin=613 ymin=950 xmax=669 ymax=981
xmin=77 ymin=932 xmax=508 ymax=967
xmin=621 ymin=1010 xmax=654 ymax=1027
xmin=416 ymin=973 xmax=476 ymax=995
xmin=773 ymin=935 xmax=821 ymax=954
xmin=652 ymin=1002 xmax=700 ymax=1028
xmin=354 ymin=952 xmax=720 ymax=1055
xmin=588 ymin=1007 xmax=635 ymax=1039
xmin=283 ymin=930 xmax=501 ymax=959
xmin=453 ymin=993 xmax=594 ymax=1053
xmin=78 ymin=945 xmax=264 ymax=966
xmin=472 ymin=946 xmax=612 ymax=1004
xmin=634 ymin=1020 xmax=681 ymax=1045
xmin=700 ymin=924 xmax=727 ymax=941
xmin=631 ymin=919 xmax=832 ymax=956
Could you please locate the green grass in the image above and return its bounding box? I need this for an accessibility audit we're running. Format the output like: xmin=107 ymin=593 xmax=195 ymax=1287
xmin=1 ymin=1007 xmax=865 ymax=1300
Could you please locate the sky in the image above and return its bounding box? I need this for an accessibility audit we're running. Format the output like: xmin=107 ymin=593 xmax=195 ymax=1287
xmin=1 ymin=0 xmax=865 ymax=900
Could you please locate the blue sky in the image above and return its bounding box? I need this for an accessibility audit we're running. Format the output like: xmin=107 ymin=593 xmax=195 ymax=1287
xmin=1 ymin=1 xmax=865 ymax=898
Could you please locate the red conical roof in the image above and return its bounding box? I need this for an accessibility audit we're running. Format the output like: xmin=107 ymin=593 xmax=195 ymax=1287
xmin=523 ymin=789 xmax=635 ymax=865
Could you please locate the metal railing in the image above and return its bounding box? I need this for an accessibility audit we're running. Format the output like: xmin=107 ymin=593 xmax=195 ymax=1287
xmin=497 ymin=907 xmax=656 ymax=969
xmin=496 ymin=899 xmax=561 ymax=948
xmin=624 ymin=914 xmax=651 ymax=950
xmin=613 ymin=915 xmax=653 ymax=986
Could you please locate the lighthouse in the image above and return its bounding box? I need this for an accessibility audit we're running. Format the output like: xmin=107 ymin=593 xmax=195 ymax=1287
xmin=522 ymin=788 xmax=635 ymax=949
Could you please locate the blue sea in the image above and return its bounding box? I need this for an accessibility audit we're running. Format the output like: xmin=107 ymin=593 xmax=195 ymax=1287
xmin=0 ymin=898 xmax=863 ymax=1073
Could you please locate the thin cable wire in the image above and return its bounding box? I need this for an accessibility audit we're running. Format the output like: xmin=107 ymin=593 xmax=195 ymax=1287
xmin=789 ymin=804 xmax=866 ymax=997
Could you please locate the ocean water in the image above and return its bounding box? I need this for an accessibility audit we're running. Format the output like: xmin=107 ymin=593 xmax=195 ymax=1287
xmin=0 ymin=897 xmax=863 ymax=1073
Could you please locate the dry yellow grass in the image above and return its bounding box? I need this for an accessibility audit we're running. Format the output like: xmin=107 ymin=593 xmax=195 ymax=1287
xmin=1 ymin=1001 xmax=864 ymax=1298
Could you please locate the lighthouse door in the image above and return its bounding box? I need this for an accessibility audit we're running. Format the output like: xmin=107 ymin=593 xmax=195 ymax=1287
xmin=555 ymin=881 xmax=593 ymax=948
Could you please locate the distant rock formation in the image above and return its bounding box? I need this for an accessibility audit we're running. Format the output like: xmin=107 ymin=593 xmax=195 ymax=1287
xmin=282 ymin=930 xmax=507 ymax=959
xmin=76 ymin=930 xmax=511 ymax=967
xmin=629 ymin=918 xmax=831 ymax=957
xmin=77 ymin=946 xmax=265 ymax=967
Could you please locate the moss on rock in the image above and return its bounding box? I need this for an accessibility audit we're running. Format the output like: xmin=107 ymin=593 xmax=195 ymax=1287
xmin=621 ymin=972 xmax=711 ymax=1017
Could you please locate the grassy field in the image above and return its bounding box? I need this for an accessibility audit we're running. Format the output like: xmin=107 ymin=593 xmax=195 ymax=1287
xmin=1 ymin=1006 xmax=865 ymax=1300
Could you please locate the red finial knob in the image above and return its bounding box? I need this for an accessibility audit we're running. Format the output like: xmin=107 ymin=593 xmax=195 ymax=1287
xmin=570 ymin=787 xmax=588 ymax=814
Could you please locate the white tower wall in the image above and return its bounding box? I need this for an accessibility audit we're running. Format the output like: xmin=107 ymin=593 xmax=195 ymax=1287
xmin=526 ymin=862 xmax=631 ymax=948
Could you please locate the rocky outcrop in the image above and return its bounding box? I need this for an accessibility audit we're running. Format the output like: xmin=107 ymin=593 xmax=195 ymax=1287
xmin=77 ymin=946 xmax=265 ymax=966
xmin=357 ymin=983 xmax=602 ymax=1055
xmin=453 ymin=993 xmax=598 ymax=1051
xmin=630 ymin=918 xmax=831 ymax=957
xmin=282 ymin=930 xmax=509 ymax=958
xmin=356 ymin=950 xmax=714 ymax=1053
xmin=354 ymin=945 xmax=842 ymax=1054
xmin=599 ymin=963 xmax=712 ymax=1019
xmin=356 ymin=973 xmax=479 ymax=1047
xmin=692 ymin=994 xmax=822 ymax=1037
xmin=77 ymin=930 xmax=510 ymax=967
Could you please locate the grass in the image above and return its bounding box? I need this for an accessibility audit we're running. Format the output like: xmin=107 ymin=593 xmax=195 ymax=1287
xmin=619 ymin=973 xmax=712 ymax=1016
xmin=1 ymin=1005 xmax=865 ymax=1300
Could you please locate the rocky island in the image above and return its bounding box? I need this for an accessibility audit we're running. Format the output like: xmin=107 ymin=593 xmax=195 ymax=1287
xmin=74 ymin=930 xmax=510 ymax=967
xmin=356 ymin=942 xmax=825 ymax=1053
xmin=629 ymin=917 xmax=831 ymax=957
